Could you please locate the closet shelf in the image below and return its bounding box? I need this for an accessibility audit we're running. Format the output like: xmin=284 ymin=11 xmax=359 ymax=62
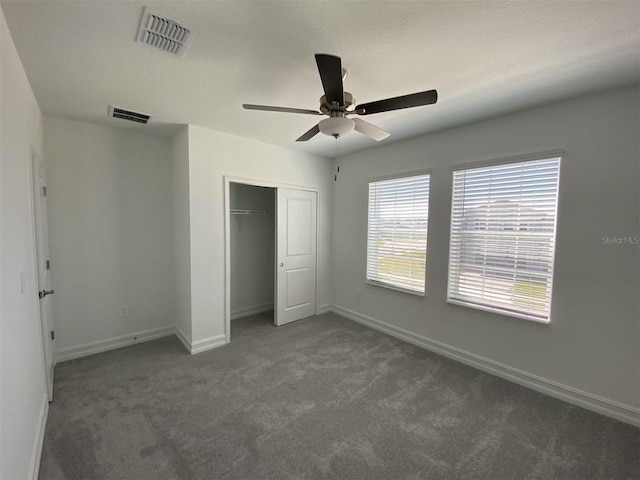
xmin=231 ymin=209 xmax=271 ymax=216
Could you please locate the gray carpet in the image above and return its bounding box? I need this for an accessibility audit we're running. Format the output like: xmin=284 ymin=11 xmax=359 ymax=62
xmin=39 ymin=312 xmax=639 ymax=480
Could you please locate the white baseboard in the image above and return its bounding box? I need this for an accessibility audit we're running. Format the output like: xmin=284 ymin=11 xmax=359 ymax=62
xmin=230 ymin=302 xmax=330 ymax=320
xmin=231 ymin=302 xmax=274 ymax=320
xmin=330 ymin=304 xmax=640 ymax=427
xmin=175 ymin=327 xmax=192 ymax=354
xmin=190 ymin=334 xmax=227 ymax=354
xmin=28 ymin=393 xmax=49 ymax=480
xmin=176 ymin=327 xmax=226 ymax=355
xmin=317 ymin=304 xmax=332 ymax=315
xmin=56 ymin=325 xmax=175 ymax=362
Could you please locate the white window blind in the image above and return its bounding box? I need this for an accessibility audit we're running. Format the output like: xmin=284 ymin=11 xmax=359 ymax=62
xmin=447 ymin=157 xmax=561 ymax=322
xmin=367 ymin=173 xmax=430 ymax=295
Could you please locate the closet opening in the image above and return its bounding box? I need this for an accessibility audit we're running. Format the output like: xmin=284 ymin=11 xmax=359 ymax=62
xmin=224 ymin=176 xmax=319 ymax=343
xmin=229 ymin=182 xmax=276 ymax=330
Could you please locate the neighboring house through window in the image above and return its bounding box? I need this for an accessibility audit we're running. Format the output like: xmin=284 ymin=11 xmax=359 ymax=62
xmin=447 ymin=156 xmax=561 ymax=322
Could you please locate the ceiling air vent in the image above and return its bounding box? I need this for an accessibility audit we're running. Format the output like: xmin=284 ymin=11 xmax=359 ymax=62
xmin=108 ymin=106 xmax=152 ymax=124
xmin=136 ymin=7 xmax=193 ymax=56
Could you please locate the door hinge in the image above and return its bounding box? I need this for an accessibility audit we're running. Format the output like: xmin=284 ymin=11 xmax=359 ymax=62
xmin=46 ymin=260 xmax=50 ymax=270
xmin=50 ymin=330 xmax=55 ymax=340
xmin=42 ymin=186 xmax=47 ymax=197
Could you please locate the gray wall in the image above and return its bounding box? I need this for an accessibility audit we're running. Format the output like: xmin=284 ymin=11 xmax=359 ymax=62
xmin=44 ymin=117 xmax=176 ymax=356
xmin=0 ymin=8 xmax=48 ymax=479
xmin=331 ymin=86 xmax=640 ymax=415
xmin=185 ymin=125 xmax=333 ymax=343
xmin=172 ymin=127 xmax=192 ymax=342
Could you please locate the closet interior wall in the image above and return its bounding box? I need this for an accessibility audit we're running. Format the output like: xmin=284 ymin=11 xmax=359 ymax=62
xmin=230 ymin=183 xmax=276 ymax=320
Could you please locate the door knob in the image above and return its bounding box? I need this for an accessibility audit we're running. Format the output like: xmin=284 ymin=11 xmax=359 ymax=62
xmin=39 ymin=289 xmax=55 ymax=299
xmin=279 ymin=262 xmax=284 ymax=267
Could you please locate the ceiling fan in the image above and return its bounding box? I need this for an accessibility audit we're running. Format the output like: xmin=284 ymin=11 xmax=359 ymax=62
xmin=243 ymin=54 xmax=438 ymax=142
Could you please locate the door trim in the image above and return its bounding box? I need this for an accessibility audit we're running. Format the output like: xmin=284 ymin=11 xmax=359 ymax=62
xmin=28 ymin=147 xmax=54 ymax=401
xmin=223 ymin=175 xmax=319 ymax=344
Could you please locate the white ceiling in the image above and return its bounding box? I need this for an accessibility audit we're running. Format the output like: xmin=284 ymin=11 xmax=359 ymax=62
xmin=2 ymin=1 xmax=639 ymax=158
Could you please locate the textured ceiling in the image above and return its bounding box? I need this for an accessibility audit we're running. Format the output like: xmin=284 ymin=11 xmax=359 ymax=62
xmin=2 ymin=1 xmax=639 ymax=158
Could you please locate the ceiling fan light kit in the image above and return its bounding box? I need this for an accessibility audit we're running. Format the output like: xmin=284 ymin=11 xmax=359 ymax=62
xmin=243 ymin=53 xmax=438 ymax=143
xmin=319 ymin=116 xmax=355 ymax=138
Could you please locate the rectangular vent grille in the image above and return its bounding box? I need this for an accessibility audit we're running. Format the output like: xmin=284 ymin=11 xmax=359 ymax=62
xmin=136 ymin=7 xmax=192 ymax=55
xmin=108 ymin=106 xmax=152 ymax=124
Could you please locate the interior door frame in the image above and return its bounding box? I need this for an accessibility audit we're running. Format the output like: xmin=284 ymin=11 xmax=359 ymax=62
xmin=223 ymin=175 xmax=319 ymax=344
xmin=28 ymin=147 xmax=55 ymax=401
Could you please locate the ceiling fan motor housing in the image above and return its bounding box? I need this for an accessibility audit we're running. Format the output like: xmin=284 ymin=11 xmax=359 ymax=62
xmin=320 ymin=92 xmax=355 ymax=114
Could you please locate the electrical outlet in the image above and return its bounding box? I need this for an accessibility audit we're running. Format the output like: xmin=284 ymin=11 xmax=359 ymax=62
xmin=119 ymin=306 xmax=129 ymax=318
xmin=355 ymin=288 xmax=362 ymax=300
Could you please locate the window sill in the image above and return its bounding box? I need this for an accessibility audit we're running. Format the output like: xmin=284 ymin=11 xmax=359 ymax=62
xmin=366 ymin=280 xmax=425 ymax=297
xmin=446 ymin=298 xmax=550 ymax=324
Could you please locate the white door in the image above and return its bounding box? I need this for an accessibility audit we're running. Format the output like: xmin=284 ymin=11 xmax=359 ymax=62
xmin=275 ymin=188 xmax=317 ymax=326
xmin=31 ymin=151 xmax=55 ymax=400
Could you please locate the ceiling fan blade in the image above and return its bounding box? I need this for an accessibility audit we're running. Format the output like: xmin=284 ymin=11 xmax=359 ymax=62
xmin=296 ymin=123 xmax=321 ymax=142
xmin=355 ymin=89 xmax=438 ymax=115
xmin=353 ymin=118 xmax=390 ymax=141
xmin=243 ymin=104 xmax=322 ymax=115
xmin=315 ymin=54 xmax=344 ymax=106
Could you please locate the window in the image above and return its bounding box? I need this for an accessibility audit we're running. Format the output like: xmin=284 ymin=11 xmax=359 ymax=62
xmin=447 ymin=156 xmax=561 ymax=322
xmin=367 ymin=173 xmax=430 ymax=295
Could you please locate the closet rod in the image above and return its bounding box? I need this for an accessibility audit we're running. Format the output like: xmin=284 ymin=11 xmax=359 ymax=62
xmin=230 ymin=209 xmax=270 ymax=216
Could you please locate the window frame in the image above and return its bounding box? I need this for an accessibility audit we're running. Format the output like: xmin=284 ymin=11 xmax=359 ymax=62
xmin=366 ymin=169 xmax=432 ymax=297
xmin=446 ymin=151 xmax=563 ymax=324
